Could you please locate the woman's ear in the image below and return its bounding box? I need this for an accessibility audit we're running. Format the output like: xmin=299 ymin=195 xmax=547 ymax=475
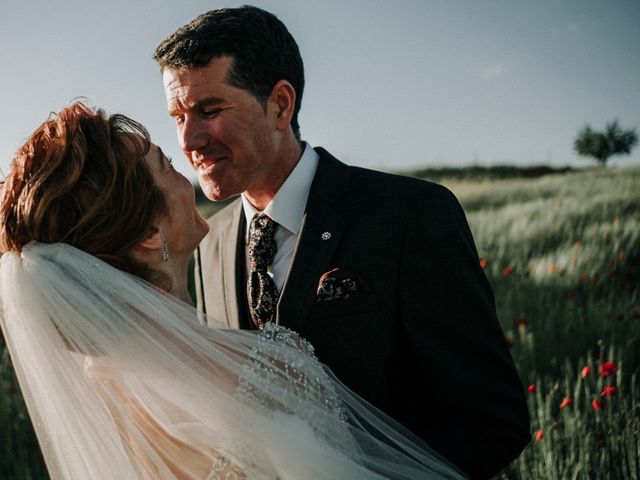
xmin=138 ymin=227 xmax=163 ymax=251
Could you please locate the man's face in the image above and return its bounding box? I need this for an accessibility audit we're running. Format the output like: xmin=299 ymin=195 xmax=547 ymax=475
xmin=163 ymin=57 xmax=281 ymax=202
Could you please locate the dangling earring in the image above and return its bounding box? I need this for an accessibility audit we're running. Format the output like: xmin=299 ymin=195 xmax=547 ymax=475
xmin=161 ymin=234 xmax=170 ymax=263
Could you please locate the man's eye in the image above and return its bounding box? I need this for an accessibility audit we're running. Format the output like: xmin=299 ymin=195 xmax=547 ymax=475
xmin=202 ymin=108 xmax=221 ymax=117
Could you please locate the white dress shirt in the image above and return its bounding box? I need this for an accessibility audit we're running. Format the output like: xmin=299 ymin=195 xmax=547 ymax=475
xmin=241 ymin=143 xmax=319 ymax=293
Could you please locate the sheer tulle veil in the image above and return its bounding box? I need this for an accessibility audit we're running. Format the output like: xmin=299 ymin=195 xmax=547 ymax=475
xmin=0 ymin=242 xmax=465 ymax=479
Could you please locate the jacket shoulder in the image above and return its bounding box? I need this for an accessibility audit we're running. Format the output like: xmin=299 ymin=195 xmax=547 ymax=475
xmin=346 ymin=165 xmax=461 ymax=218
xmin=351 ymin=165 xmax=450 ymax=195
xmin=315 ymin=146 xmax=455 ymax=205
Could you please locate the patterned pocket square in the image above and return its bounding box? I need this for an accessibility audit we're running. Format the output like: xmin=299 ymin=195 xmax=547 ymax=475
xmin=316 ymin=268 xmax=362 ymax=302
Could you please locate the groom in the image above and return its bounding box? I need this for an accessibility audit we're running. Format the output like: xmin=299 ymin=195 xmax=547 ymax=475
xmin=155 ymin=6 xmax=530 ymax=478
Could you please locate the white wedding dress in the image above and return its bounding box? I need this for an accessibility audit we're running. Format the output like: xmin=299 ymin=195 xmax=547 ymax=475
xmin=0 ymin=242 xmax=465 ymax=479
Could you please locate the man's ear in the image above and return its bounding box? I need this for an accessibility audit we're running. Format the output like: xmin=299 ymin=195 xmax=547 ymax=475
xmin=269 ymin=80 xmax=296 ymax=130
xmin=138 ymin=227 xmax=163 ymax=251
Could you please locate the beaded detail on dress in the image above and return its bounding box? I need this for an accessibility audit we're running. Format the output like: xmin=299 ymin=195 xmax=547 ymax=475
xmin=236 ymin=322 xmax=350 ymax=443
xmin=207 ymin=451 xmax=247 ymax=480
xmin=207 ymin=323 xmax=355 ymax=479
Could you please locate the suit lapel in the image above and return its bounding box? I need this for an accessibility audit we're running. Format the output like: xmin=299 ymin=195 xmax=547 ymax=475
xmin=276 ymin=148 xmax=350 ymax=332
xmin=221 ymin=202 xmax=244 ymax=329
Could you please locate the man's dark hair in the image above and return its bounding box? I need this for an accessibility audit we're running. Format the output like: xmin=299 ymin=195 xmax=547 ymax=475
xmin=153 ymin=6 xmax=304 ymax=140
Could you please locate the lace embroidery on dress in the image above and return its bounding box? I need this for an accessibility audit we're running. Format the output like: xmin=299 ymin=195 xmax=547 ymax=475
xmin=207 ymin=323 xmax=355 ymax=479
xmin=207 ymin=451 xmax=247 ymax=480
xmin=236 ymin=322 xmax=352 ymax=445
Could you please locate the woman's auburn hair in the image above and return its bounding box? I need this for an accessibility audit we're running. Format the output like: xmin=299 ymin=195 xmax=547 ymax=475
xmin=0 ymin=101 xmax=168 ymax=283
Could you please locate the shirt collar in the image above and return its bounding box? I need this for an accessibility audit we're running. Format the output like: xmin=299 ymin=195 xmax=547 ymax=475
xmin=242 ymin=143 xmax=319 ymax=239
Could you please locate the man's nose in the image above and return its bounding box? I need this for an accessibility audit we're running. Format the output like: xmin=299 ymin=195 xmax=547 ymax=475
xmin=179 ymin=117 xmax=209 ymax=153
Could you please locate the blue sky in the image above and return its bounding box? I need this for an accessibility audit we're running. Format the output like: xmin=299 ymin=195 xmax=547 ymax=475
xmin=1 ymin=0 xmax=639 ymax=180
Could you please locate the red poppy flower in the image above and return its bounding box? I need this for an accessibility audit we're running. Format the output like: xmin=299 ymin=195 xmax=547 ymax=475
xmin=515 ymin=318 xmax=528 ymax=329
xmin=527 ymin=384 xmax=536 ymax=394
xmin=6 ymin=385 xmax=17 ymax=395
xmin=534 ymin=429 xmax=544 ymax=442
xmin=580 ymin=366 xmax=591 ymax=379
xmin=479 ymin=259 xmax=488 ymax=269
xmin=559 ymin=396 xmax=572 ymax=409
xmin=505 ymin=336 xmax=514 ymax=348
xmin=599 ymin=361 xmax=617 ymax=377
xmin=600 ymin=386 xmax=617 ymax=397
xmin=502 ymin=266 xmax=513 ymax=277
xmin=591 ymin=399 xmax=603 ymax=411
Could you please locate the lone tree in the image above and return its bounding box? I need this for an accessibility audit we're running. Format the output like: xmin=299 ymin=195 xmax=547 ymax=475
xmin=574 ymin=120 xmax=638 ymax=166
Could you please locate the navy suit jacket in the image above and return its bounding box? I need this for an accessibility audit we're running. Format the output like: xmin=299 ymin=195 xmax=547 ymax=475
xmin=195 ymin=147 xmax=531 ymax=478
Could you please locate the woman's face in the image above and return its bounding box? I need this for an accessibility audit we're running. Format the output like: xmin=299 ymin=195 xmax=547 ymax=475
xmin=145 ymin=143 xmax=209 ymax=256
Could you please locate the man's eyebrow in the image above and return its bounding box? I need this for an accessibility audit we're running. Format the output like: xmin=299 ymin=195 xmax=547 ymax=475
xmin=169 ymin=96 xmax=225 ymax=116
xmin=197 ymin=96 xmax=225 ymax=107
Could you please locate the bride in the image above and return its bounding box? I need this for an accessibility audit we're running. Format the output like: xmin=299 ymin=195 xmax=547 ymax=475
xmin=0 ymin=102 xmax=465 ymax=479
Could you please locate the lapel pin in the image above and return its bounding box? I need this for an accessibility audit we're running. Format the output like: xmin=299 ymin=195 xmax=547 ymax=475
xmin=321 ymin=232 xmax=332 ymax=241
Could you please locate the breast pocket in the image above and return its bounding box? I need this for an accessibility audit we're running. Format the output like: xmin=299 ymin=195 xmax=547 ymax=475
xmin=305 ymin=293 xmax=385 ymax=347
xmin=310 ymin=292 xmax=380 ymax=320
xmin=304 ymin=292 xmax=394 ymax=401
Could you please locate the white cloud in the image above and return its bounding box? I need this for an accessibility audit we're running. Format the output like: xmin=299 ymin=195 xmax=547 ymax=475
xmin=480 ymin=63 xmax=506 ymax=80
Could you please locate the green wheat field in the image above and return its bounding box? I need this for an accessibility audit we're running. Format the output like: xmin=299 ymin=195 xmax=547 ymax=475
xmin=1 ymin=165 xmax=639 ymax=479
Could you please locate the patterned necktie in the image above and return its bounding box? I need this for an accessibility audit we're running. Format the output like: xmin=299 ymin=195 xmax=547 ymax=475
xmin=247 ymin=214 xmax=279 ymax=330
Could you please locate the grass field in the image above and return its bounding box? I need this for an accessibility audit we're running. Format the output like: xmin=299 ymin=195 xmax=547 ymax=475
xmin=1 ymin=165 xmax=638 ymax=479
xmin=439 ymin=166 xmax=640 ymax=479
